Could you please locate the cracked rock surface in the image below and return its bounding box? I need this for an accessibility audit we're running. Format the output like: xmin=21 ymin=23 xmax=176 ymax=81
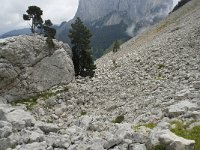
xmin=0 ymin=35 xmax=74 ymax=102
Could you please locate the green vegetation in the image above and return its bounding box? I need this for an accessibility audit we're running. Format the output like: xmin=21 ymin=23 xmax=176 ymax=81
xmin=43 ymin=20 xmax=56 ymax=49
xmin=154 ymin=73 xmax=165 ymax=81
xmin=11 ymin=86 xmax=69 ymax=110
xmin=133 ymin=125 xmax=141 ymax=131
xmin=133 ymin=122 xmax=157 ymax=131
xmin=23 ymin=6 xmax=43 ymax=33
xmin=46 ymin=37 xmax=55 ymax=49
xmin=104 ymin=40 xmax=124 ymax=55
xmin=170 ymin=121 xmax=200 ymax=150
xmin=113 ymin=40 xmax=120 ymax=53
xmin=23 ymin=6 xmax=56 ymax=48
xmin=89 ymin=22 xmax=130 ymax=58
xmin=144 ymin=122 xmax=157 ymax=129
xmin=80 ymin=111 xmax=87 ymax=116
xmin=153 ymin=144 xmax=165 ymax=150
xmin=157 ymin=64 xmax=165 ymax=69
xmin=112 ymin=115 xmax=124 ymax=123
xmin=112 ymin=59 xmax=118 ymax=69
xmin=68 ymin=17 xmax=96 ymax=77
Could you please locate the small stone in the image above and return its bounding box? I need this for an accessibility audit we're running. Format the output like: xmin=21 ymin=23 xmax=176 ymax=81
xmin=76 ymin=115 xmax=92 ymax=130
xmin=52 ymin=114 xmax=59 ymax=119
xmin=36 ymin=121 xmax=59 ymax=134
xmin=55 ymin=108 xmax=63 ymax=116
xmin=128 ymin=143 xmax=147 ymax=150
xmin=193 ymin=81 xmax=200 ymax=89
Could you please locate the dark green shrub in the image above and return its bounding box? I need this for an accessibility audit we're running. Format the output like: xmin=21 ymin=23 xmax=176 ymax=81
xmin=81 ymin=111 xmax=87 ymax=116
xmin=46 ymin=37 xmax=55 ymax=49
xmin=112 ymin=115 xmax=124 ymax=123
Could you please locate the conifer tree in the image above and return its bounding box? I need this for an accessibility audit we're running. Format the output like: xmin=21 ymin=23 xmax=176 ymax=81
xmin=23 ymin=6 xmax=56 ymax=49
xmin=23 ymin=6 xmax=43 ymax=33
xmin=43 ymin=19 xmax=56 ymax=38
xmin=113 ymin=41 xmax=120 ymax=53
xmin=68 ymin=17 xmax=96 ymax=77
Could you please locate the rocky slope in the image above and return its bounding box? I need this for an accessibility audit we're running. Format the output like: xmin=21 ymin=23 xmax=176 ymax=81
xmin=0 ymin=35 xmax=74 ymax=102
xmin=0 ymin=0 xmax=200 ymax=149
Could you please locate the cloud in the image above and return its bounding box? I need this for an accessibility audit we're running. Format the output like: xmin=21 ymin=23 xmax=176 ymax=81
xmin=0 ymin=0 xmax=79 ymax=34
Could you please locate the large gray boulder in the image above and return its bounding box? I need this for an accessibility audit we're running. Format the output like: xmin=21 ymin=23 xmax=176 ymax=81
xmin=0 ymin=35 xmax=74 ymax=102
xmin=0 ymin=104 xmax=36 ymax=131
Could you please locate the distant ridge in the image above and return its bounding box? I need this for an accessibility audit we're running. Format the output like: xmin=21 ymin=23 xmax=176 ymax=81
xmin=0 ymin=28 xmax=31 ymax=39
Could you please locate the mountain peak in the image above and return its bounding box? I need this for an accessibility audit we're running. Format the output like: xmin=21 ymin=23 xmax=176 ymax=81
xmin=75 ymin=0 xmax=173 ymax=24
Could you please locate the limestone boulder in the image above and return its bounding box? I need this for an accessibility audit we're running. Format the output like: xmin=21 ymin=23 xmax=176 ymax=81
xmin=165 ymin=100 xmax=198 ymax=118
xmin=0 ymin=121 xmax=12 ymax=138
xmin=5 ymin=109 xmax=36 ymax=131
xmin=0 ymin=103 xmax=36 ymax=131
xmin=0 ymin=35 xmax=74 ymax=102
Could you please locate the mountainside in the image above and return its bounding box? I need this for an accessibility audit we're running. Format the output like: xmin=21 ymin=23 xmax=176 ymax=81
xmin=56 ymin=0 xmax=174 ymax=58
xmin=75 ymin=0 xmax=172 ymax=27
xmin=1 ymin=0 xmax=200 ymax=149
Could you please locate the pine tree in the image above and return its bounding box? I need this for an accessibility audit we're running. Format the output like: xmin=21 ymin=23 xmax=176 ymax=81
xmin=43 ymin=19 xmax=56 ymax=49
xmin=69 ymin=17 xmax=96 ymax=77
xmin=43 ymin=20 xmax=56 ymax=38
xmin=23 ymin=7 xmax=56 ymax=49
xmin=113 ymin=41 xmax=120 ymax=53
xmin=23 ymin=6 xmax=43 ymax=33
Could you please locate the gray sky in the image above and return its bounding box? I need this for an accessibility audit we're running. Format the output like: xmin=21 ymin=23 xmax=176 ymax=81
xmin=0 ymin=0 xmax=180 ymax=35
xmin=0 ymin=0 xmax=79 ymax=34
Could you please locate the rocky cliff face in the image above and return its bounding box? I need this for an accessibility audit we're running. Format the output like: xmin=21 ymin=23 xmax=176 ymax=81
xmin=75 ymin=0 xmax=173 ymax=36
xmin=0 ymin=35 xmax=74 ymax=102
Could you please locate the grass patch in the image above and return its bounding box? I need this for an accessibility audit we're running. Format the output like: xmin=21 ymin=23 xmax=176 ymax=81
xmin=144 ymin=123 xmax=157 ymax=129
xmin=133 ymin=122 xmax=157 ymax=131
xmin=133 ymin=125 xmax=141 ymax=131
xmin=153 ymin=144 xmax=165 ymax=150
xmin=11 ymin=86 xmax=69 ymax=110
xmin=170 ymin=121 xmax=200 ymax=150
xmin=112 ymin=115 xmax=124 ymax=123
xmin=154 ymin=73 xmax=165 ymax=81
